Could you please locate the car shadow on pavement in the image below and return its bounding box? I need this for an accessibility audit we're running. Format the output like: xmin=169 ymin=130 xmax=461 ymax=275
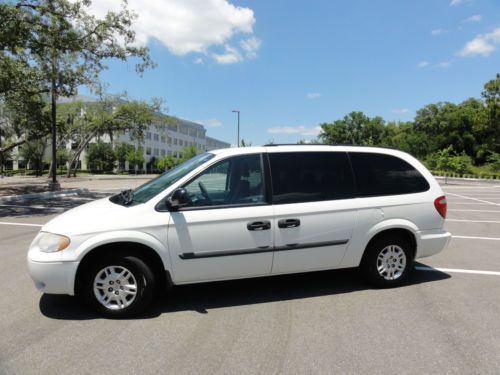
xmin=39 ymin=264 xmax=450 ymax=320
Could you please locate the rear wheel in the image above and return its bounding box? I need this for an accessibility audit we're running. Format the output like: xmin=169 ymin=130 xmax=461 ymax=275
xmin=81 ymin=255 xmax=156 ymax=318
xmin=361 ymin=235 xmax=413 ymax=288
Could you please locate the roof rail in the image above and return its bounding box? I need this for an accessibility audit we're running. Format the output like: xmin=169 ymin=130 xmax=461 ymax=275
xmin=263 ymin=143 xmax=328 ymax=147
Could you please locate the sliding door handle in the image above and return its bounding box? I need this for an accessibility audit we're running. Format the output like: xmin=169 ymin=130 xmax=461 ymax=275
xmin=278 ymin=218 xmax=301 ymax=228
xmin=247 ymin=220 xmax=271 ymax=231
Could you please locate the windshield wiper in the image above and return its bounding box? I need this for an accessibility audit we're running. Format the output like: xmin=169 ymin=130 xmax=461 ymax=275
xmin=120 ymin=189 xmax=134 ymax=205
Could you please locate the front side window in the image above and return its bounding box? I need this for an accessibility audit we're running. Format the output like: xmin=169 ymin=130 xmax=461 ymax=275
xmin=183 ymin=154 xmax=265 ymax=208
xmin=349 ymin=152 xmax=430 ymax=197
xmin=129 ymin=153 xmax=214 ymax=203
xmin=269 ymin=152 xmax=354 ymax=204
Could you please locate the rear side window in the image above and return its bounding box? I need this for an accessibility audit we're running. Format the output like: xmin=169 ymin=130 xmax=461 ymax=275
xmin=349 ymin=152 xmax=430 ymax=197
xmin=269 ymin=152 xmax=354 ymax=204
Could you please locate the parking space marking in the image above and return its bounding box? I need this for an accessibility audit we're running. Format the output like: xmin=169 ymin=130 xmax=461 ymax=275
xmin=0 ymin=221 xmax=43 ymax=227
xmin=452 ymin=235 xmax=500 ymax=241
xmin=447 ymin=219 xmax=500 ymax=224
xmin=446 ymin=192 xmax=500 ymax=206
xmin=448 ymin=202 xmax=496 ymax=205
xmin=416 ymin=266 xmax=500 ymax=276
xmin=449 ymin=209 xmax=500 ymax=213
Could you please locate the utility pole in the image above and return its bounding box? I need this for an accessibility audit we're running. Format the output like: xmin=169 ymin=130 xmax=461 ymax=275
xmin=232 ymin=110 xmax=240 ymax=147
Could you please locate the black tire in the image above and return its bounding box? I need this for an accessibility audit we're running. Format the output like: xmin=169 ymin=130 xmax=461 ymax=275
xmin=360 ymin=235 xmax=414 ymax=288
xmin=81 ymin=255 xmax=156 ymax=318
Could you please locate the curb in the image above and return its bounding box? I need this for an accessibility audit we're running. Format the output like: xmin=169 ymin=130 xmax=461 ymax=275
xmin=435 ymin=176 xmax=500 ymax=186
xmin=0 ymin=188 xmax=90 ymax=202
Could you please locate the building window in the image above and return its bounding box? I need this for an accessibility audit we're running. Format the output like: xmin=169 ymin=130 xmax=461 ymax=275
xmin=161 ymin=149 xmax=165 ymax=156
xmin=167 ymin=137 xmax=172 ymax=145
xmin=154 ymin=148 xmax=159 ymax=156
xmin=179 ymin=140 xmax=183 ymax=146
xmin=167 ymin=151 xmax=172 ymax=156
xmin=146 ymin=132 xmax=152 ymax=140
xmin=154 ymin=133 xmax=159 ymax=141
xmin=173 ymin=138 xmax=178 ymax=145
xmin=161 ymin=135 xmax=166 ymax=143
xmin=146 ymin=147 xmax=152 ymax=155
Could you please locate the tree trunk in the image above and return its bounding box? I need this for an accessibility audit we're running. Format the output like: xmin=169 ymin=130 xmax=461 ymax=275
xmin=66 ymin=130 xmax=97 ymax=177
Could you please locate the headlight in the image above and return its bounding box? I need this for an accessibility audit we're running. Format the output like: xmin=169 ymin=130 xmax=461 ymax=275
xmin=38 ymin=233 xmax=71 ymax=253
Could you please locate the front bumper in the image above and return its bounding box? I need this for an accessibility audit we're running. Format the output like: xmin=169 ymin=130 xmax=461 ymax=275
xmin=415 ymin=229 xmax=451 ymax=259
xmin=27 ymin=258 xmax=79 ymax=295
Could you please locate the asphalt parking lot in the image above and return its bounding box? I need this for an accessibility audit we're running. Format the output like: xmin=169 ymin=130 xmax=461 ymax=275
xmin=0 ymin=182 xmax=499 ymax=374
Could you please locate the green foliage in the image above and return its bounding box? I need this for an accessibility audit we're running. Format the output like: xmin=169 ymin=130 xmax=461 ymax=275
xmin=86 ymin=142 xmax=115 ymax=172
xmin=0 ymin=0 xmax=154 ymax=181
xmin=114 ymin=142 xmax=135 ymax=172
xmin=318 ymin=73 xmax=499 ymax=168
xmin=155 ymin=155 xmax=176 ymax=171
xmin=486 ymin=152 xmax=500 ymax=173
xmin=179 ymin=145 xmax=198 ymax=163
xmin=425 ymin=146 xmax=473 ymax=175
xmin=125 ymin=147 xmax=145 ymax=171
xmin=19 ymin=138 xmax=47 ymax=176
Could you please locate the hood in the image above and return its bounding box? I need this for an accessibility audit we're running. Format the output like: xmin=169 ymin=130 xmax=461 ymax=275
xmin=41 ymin=197 xmax=146 ymax=236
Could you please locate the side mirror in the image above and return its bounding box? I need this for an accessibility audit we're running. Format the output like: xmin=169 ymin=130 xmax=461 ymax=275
xmin=166 ymin=188 xmax=190 ymax=211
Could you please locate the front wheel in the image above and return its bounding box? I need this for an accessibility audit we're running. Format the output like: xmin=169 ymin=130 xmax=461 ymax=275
xmin=81 ymin=256 xmax=156 ymax=318
xmin=361 ymin=236 xmax=413 ymax=288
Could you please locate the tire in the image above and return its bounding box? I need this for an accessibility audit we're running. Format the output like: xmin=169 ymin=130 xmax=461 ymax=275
xmin=81 ymin=255 xmax=156 ymax=318
xmin=361 ymin=235 xmax=414 ymax=288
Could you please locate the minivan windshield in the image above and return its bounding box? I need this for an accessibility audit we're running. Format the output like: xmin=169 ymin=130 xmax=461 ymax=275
xmin=113 ymin=153 xmax=215 ymax=205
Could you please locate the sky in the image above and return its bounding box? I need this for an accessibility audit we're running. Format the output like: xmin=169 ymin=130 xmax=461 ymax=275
xmin=82 ymin=0 xmax=500 ymax=146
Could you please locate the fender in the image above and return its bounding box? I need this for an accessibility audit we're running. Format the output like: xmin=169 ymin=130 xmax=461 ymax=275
xmin=74 ymin=230 xmax=171 ymax=272
xmin=341 ymin=218 xmax=419 ymax=268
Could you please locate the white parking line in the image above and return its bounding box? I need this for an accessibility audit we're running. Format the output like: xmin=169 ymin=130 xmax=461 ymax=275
xmin=452 ymin=235 xmax=500 ymax=241
xmin=447 ymin=219 xmax=500 ymax=224
xmin=0 ymin=221 xmax=43 ymax=227
xmin=416 ymin=266 xmax=500 ymax=276
xmin=446 ymin=192 xmax=500 ymax=206
xmin=449 ymin=209 xmax=500 ymax=213
xmin=448 ymin=202 xmax=496 ymax=205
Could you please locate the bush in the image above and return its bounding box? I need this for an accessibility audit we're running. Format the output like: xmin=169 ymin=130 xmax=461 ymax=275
xmin=425 ymin=146 xmax=472 ymax=175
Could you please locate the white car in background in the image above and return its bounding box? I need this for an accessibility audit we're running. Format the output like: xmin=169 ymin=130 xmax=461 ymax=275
xmin=28 ymin=145 xmax=451 ymax=317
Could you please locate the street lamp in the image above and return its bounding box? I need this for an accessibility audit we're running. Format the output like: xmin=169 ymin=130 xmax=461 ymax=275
xmin=232 ymin=110 xmax=240 ymax=147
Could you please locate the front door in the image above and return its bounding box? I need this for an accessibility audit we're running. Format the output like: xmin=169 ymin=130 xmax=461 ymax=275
xmin=167 ymin=153 xmax=274 ymax=283
xmin=268 ymin=151 xmax=357 ymax=274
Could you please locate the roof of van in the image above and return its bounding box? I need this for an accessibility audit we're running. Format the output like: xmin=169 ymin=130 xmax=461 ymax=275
xmin=207 ymin=144 xmax=408 ymax=157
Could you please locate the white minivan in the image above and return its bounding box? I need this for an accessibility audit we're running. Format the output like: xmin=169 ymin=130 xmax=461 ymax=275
xmin=28 ymin=145 xmax=451 ymax=317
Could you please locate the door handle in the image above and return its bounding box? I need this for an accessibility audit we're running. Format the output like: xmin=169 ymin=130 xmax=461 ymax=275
xmin=278 ymin=218 xmax=301 ymax=228
xmin=247 ymin=221 xmax=271 ymax=231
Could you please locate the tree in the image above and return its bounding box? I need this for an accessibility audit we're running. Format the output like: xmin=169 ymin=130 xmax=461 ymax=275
xmin=126 ymin=147 xmax=144 ymax=174
xmin=155 ymin=154 xmax=176 ymax=171
xmin=60 ymin=94 xmax=162 ymax=177
xmin=179 ymin=145 xmax=198 ymax=163
xmin=115 ymin=141 xmax=134 ymax=173
xmin=19 ymin=138 xmax=47 ymax=176
xmin=1 ymin=0 xmax=154 ymax=189
xmin=481 ymin=74 xmax=500 ymax=156
xmin=86 ymin=142 xmax=115 ymax=173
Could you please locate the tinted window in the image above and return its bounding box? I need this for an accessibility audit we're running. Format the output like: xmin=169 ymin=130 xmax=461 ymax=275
xmin=184 ymin=154 xmax=265 ymax=207
xmin=349 ymin=152 xmax=430 ymax=197
xmin=269 ymin=152 xmax=354 ymax=204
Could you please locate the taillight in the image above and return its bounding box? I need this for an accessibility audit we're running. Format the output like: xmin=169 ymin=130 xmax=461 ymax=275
xmin=434 ymin=195 xmax=447 ymax=219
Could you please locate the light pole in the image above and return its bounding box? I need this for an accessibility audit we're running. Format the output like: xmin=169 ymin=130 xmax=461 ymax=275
xmin=232 ymin=110 xmax=240 ymax=147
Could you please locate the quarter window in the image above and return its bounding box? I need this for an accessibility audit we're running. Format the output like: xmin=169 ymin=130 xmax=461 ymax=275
xmin=184 ymin=154 xmax=265 ymax=207
xmin=269 ymin=152 xmax=354 ymax=204
xmin=349 ymin=152 xmax=430 ymax=197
